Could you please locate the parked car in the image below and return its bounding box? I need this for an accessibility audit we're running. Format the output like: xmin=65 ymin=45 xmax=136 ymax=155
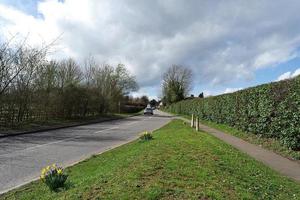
xmin=144 ymin=107 xmax=153 ymax=115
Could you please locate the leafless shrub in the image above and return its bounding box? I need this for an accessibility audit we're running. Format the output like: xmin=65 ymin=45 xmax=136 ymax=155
xmin=0 ymin=39 xmax=138 ymax=128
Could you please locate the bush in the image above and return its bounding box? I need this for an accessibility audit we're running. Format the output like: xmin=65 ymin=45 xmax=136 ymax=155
xmin=165 ymin=76 xmax=300 ymax=150
xmin=41 ymin=164 xmax=68 ymax=191
xmin=140 ymin=131 xmax=153 ymax=141
xmin=121 ymin=105 xmax=144 ymax=113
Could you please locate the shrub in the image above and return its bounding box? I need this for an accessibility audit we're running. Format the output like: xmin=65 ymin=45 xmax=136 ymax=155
xmin=140 ymin=131 xmax=153 ymax=141
xmin=165 ymin=76 xmax=300 ymax=150
xmin=41 ymin=164 xmax=68 ymax=191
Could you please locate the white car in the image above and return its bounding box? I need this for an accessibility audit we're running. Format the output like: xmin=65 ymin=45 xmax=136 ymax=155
xmin=143 ymin=107 xmax=153 ymax=115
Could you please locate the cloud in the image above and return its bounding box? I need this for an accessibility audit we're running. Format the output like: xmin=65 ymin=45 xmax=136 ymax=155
xmin=223 ymin=87 xmax=243 ymax=94
xmin=131 ymin=86 xmax=161 ymax=100
xmin=277 ymin=72 xmax=292 ymax=81
xmin=277 ymin=68 xmax=300 ymax=81
xmin=1 ymin=0 xmax=300 ymax=95
xmin=198 ymin=88 xmax=242 ymax=97
xmin=202 ymin=90 xmax=213 ymax=97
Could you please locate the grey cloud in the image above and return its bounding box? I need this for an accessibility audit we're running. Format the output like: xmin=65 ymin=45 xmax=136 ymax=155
xmin=3 ymin=0 xmax=300 ymax=90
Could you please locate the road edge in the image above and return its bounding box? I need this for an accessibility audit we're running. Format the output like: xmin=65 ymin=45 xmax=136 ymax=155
xmin=0 ymin=116 xmax=171 ymax=195
xmin=0 ymin=113 xmax=141 ymax=139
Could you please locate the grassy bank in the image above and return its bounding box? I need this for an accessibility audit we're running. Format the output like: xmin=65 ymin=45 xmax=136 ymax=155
xmin=1 ymin=120 xmax=300 ymax=200
xmin=167 ymin=111 xmax=300 ymax=162
xmin=200 ymin=120 xmax=300 ymax=162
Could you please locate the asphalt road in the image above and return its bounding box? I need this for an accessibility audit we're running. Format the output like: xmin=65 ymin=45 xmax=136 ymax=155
xmin=0 ymin=110 xmax=172 ymax=194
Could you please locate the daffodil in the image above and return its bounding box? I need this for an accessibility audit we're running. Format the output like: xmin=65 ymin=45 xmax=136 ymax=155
xmin=57 ymin=169 xmax=63 ymax=175
xmin=41 ymin=164 xmax=67 ymax=190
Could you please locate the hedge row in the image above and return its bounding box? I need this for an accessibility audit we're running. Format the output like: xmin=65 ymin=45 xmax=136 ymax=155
xmin=165 ymin=76 xmax=300 ymax=150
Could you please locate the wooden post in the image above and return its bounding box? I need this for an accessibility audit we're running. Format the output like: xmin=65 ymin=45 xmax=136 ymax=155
xmin=191 ymin=114 xmax=194 ymax=128
xmin=196 ymin=117 xmax=199 ymax=131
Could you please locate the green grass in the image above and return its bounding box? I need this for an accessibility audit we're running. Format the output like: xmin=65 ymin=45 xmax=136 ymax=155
xmin=199 ymin=120 xmax=300 ymax=162
xmin=1 ymin=120 xmax=300 ymax=200
xmin=168 ymin=112 xmax=300 ymax=162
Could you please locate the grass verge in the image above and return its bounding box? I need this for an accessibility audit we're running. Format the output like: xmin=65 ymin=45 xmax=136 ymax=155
xmin=167 ymin=111 xmax=300 ymax=162
xmin=200 ymin=120 xmax=300 ymax=162
xmin=1 ymin=120 xmax=300 ymax=200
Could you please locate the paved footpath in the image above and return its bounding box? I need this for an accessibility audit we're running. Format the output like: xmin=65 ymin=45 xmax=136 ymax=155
xmin=0 ymin=110 xmax=172 ymax=194
xmin=178 ymin=116 xmax=300 ymax=182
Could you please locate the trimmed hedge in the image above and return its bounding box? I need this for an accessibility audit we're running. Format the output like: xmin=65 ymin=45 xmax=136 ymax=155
xmin=165 ymin=76 xmax=300 ymax=150
xmin=121 ymin=105 xmax=144 ymax=113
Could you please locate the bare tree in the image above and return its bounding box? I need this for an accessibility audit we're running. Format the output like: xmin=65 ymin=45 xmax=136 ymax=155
xmin=0 ymin=37 xmax=139 ymax=129
xmin=162 ymin=65 xmax=193 ymax=105
xmin=0 ymin=37 xmax=49 ymax=96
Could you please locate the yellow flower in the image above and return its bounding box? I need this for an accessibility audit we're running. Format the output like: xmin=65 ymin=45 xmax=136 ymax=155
xmin=57 ymin=169 xmax=63 ymax=175
xmin=52 ymin=164 xmax=57 ymax=169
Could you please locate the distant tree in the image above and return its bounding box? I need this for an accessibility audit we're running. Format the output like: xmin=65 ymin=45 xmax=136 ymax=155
xmin=162 ymin=65 xmax=192 ymax=105
xmin=198 ymin=92 xmax=204 ymax=98
xmin=149 ymin=99 xmax=157 ymax=107
xmin=123 ymin=95 xmax=130 ymax=103
xmin=190 ymin=94 xmax=194 ymax=98
xmin=114 ymin=64 xmax=139 ymax=95
xmin=161 ymin=96 xmax=167 ymax=106
xmin=140 ymin=95 xmax=149 ymax=106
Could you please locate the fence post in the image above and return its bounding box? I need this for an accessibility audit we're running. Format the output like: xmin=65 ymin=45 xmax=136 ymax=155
xmin=191 ymin=114 xmax=194 ymax=128
xmin=196 ymin=117 xmax=199 ymax=131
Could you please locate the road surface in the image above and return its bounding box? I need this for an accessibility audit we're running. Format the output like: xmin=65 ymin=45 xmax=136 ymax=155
xmin=0 ymin=110 xmax=172 ymax=193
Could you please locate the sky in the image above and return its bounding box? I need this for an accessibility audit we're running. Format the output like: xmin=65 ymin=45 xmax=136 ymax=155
xmin=1 ymin=0 xmax=300 ymax=99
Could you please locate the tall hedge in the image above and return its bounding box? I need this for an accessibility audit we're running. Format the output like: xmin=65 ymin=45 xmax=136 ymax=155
xmin=165 ymin=76 xmax=300 ymax=150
